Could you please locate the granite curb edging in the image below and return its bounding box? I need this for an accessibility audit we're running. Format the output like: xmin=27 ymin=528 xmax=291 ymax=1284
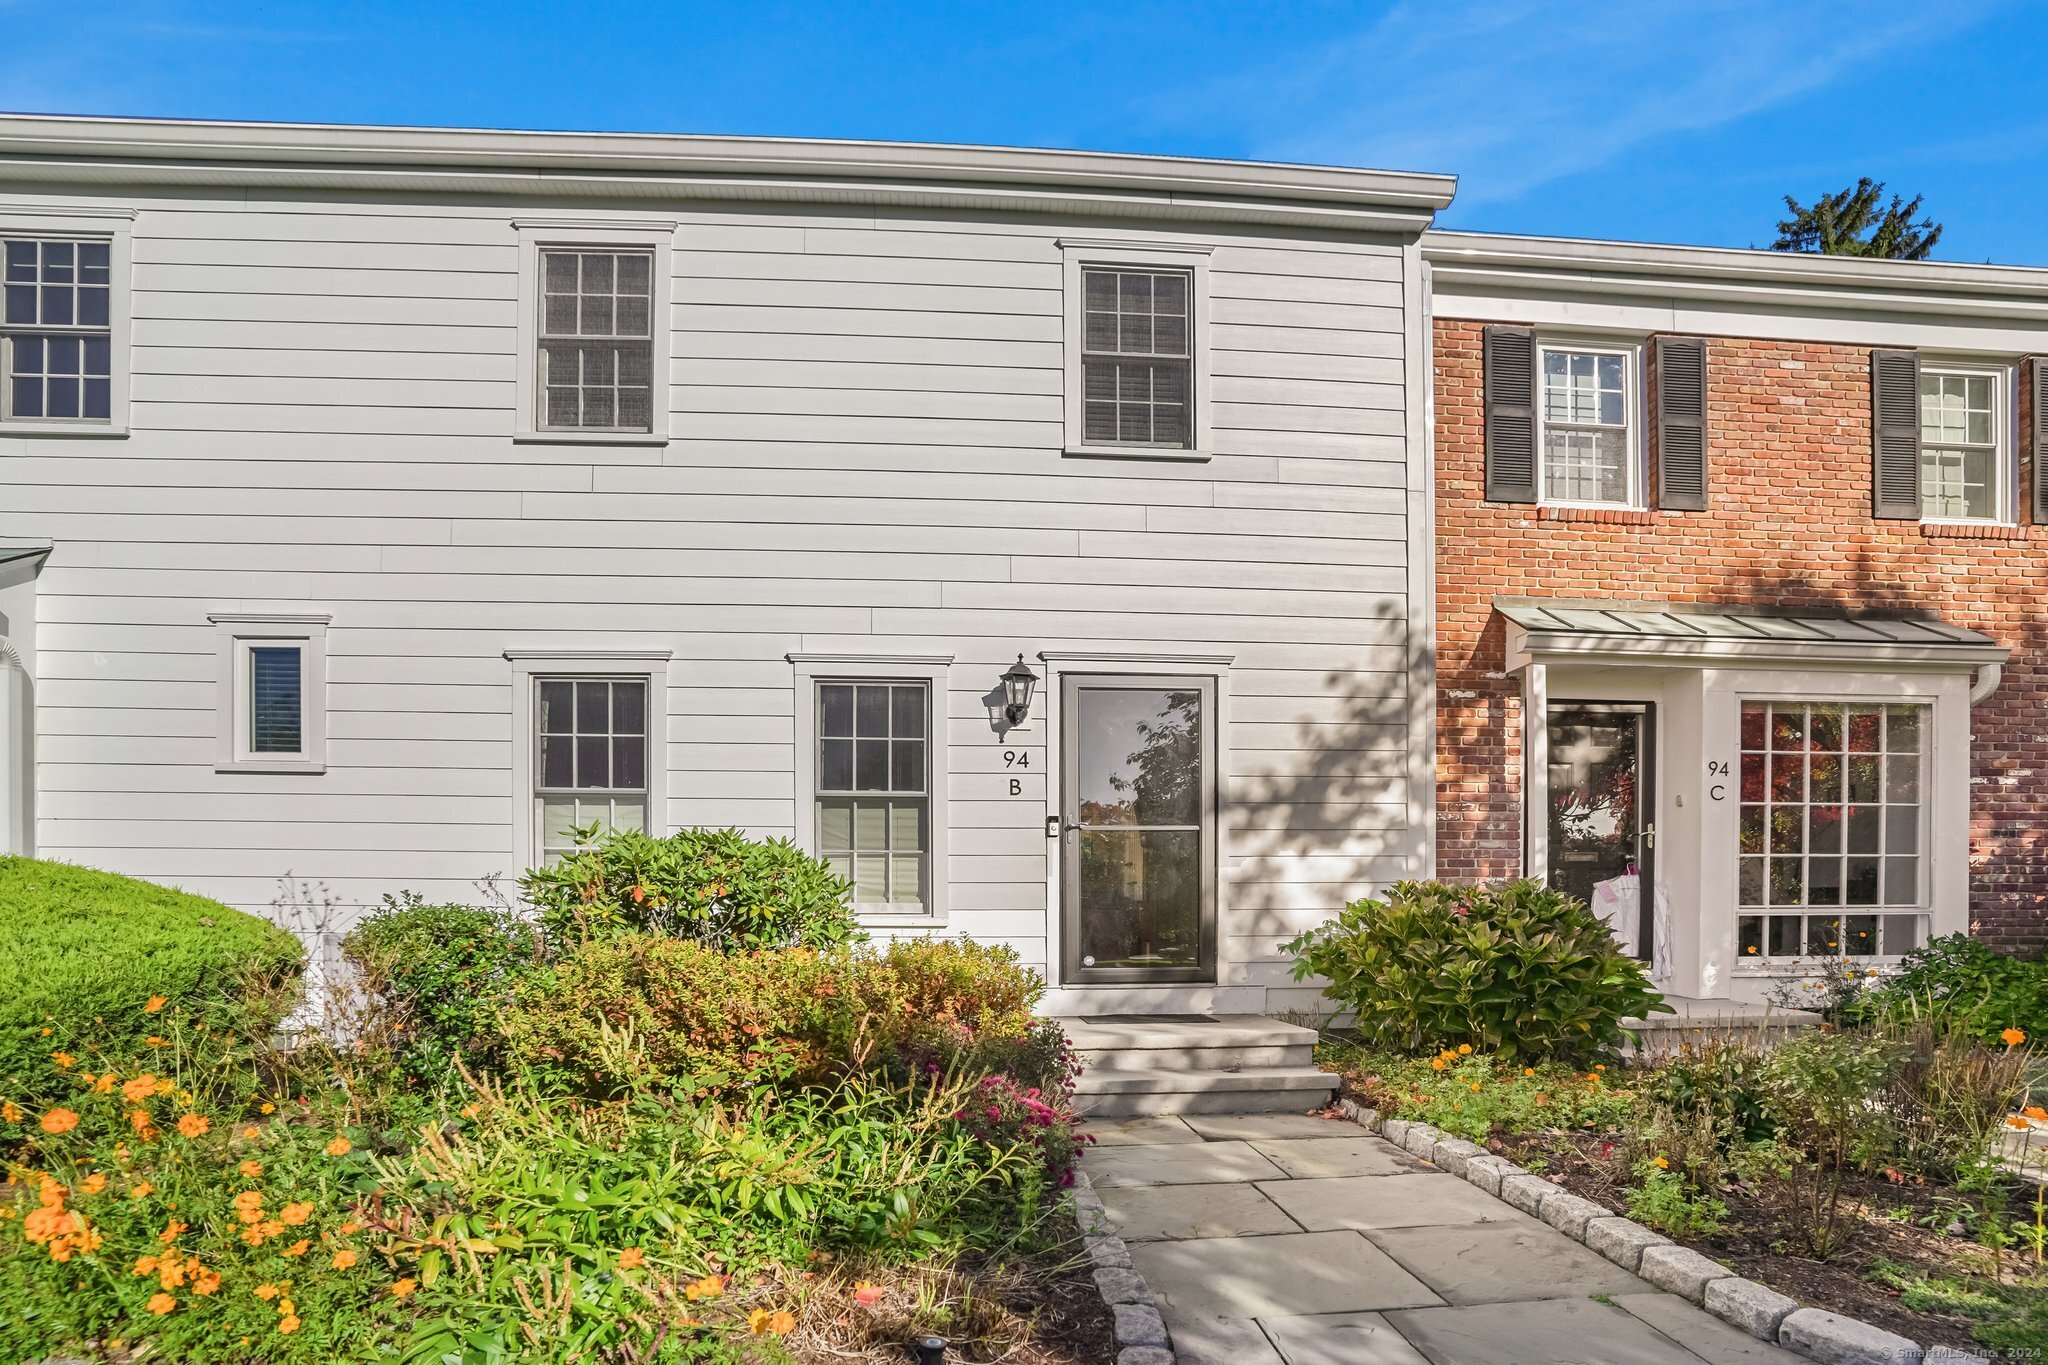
xmin=1071 ymin=1168 xmax=1178 ymax=1365
xmin=1333 ymin=1098 xmax=1974 ymax=1365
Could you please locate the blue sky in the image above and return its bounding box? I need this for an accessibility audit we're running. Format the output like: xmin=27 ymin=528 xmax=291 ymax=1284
xmin=2 ymin=0 xmax=2042 ymax=262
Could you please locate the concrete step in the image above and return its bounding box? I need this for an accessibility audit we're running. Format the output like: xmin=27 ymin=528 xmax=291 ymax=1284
xmin=1073 ymin=1066 xmax=1336 ymax=1117
xmin=1061 ymin=1014 xmax=1318 ymax=1053
xmin=1078 ymin=1042 xmax=1314 ymax=1073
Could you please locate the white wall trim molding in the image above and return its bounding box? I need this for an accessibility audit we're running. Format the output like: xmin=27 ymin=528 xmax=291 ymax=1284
xmin=789 ymin=654 xmax=952 ymax=930
xmin=1037 ymin=649 xmax=1236 ymax=667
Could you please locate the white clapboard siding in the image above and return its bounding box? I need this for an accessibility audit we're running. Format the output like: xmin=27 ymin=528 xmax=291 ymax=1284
xmin=0 ymin=177 xmax=1429 ymax=1005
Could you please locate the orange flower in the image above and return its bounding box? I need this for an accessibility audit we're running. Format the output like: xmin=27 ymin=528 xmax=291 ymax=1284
xmin=92 ymin=1075 xmax=114 ymax=1095
xmin=146 ymin=1292 xmax=176 ymax=1316
xmin=391 ymin=1278 xmax=418 ymax=1299
xmin=684 ymin=1275 xmax=724 ymax=1301
xmin=1524 ymin=1068 xmax=1536 ymax=1077
xmin=278 ymin=1298 xmax=296 ymax=1317
xmin=1430 ymin=1058 xmax=1446 ymax=1071
xmin=281 ymin=1239 xmax=309 ymax=1258
xmin=2005 ymin=1028 xmax=2029 ymax=1048
xmin=331 ymin=1248 xmax=358 ymax=1270
xmin=158 ymin=1220 xmax=187 ymax=1244
xmin=81 ymin=1173 xmax=107 ymax=1195
xmin=144 ymin=995 xmax=168 ymax=1013
xmin=240 ymin=1227 xmax=266 ymax=1246
xmin=260 ymin=1220 xmax=284 ymax=1238
xmin=853 ymin=1281 xmax=885 ymax=1307
xmin=1 ymin=1101 xmax=19 ymax=1123
xmin=239 ymin=1161 xmax=263 ymax=1178
xmin=617 ymin=1247 xmax=644 ymax=1269
xmin=177 ymin=1114 xmax=209 ymax=1139
xmin=1653 ymin=1156 xmax=1670 ymax=1169
xmin=460 ymin=1104 xmax=480 ymax=1119
xmin=2026 ymin=1106 xmax=2048 ymax=1122
xmin=325 ymin=1137 xmax=352 ymax=1157
xmin=39 ymin=1109 xmax=78 ymax=1135
xmin=145 ymin=1037 xmax=167 ymax=1049
xmin=260 ymin=1102 xmax=276 ymax=1115
xmin=132 ymin=1255 xmax=159 ymax=1277
xmin=238 ymin=1126 xmax=260 ymax=1141
xmin=280 ymin=1201 xmax=314 ymax=1227
xmin=130 ymin=1181 xmax=153 ymax=1199
xmin=338 ymin=1220 xmax=361 ymax=1235
xmin=193 ymin=1270 xmax=221 ymax=1296
xmin=253 ymin=1283 xmax=280 ymax=1301
xmin=277 ymin=1315 xmax=301 ymax=1335
xmin=747 ymin=1309 xmax=773 ymax=1336
xmin=1457 ymin=1044 xmax=1472 ymax=1056
xmin=768 ymin=1310 xmax=796 ymax=1335
xmin=122 ymin=1076 xmax=157 ymax=1104
xmin=51 ymin=1052 xmax=74 ymax=1068
xmin=2009 ymin=1115 xmax=2032 ymax=1130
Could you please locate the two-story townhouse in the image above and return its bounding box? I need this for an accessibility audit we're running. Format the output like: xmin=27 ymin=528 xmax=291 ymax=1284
xmin=1428 ymin=231 xmax=2048 ymax=1005
xmin=0 ymin=116 xmax=1453 ymax=1039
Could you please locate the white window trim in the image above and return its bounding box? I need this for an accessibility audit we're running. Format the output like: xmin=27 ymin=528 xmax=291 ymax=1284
xmin=0 ymin=205 xmax=133 ymax=438
xmin=789 ymin=652 xmax=952 ymax=928
xmin=505 ymin=648 xmax=671 ymax=874
xmin=1059 ymin=239 xmax=1213 ymax=462
xmin=210 ymin=613 xmax=328 ymax=774
xmin=1917 ymin=359 xmax=2015 ymax=527
xmin=512 ymin=219 xmax=675 ymax=447
xmin=1535 ymin=338 xmax=1643 ymax=510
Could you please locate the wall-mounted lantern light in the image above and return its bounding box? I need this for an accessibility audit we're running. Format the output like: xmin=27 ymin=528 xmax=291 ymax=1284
xmin=1000 ymin=655 xmax=1039 ymax=727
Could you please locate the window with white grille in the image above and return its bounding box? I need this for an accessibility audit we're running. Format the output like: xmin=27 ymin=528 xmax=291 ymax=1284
xmin=535 ymin=678 xmax=649 ymax=862
xmin=1919 ymin=368 xmax=2005 ymax=522
xmin=815 ymin=680 xmax=929 ymax=912
xmin=1081 ymin=268 xmax=1192 ymax=448
xmin=1538 ymin=345 xmax=1636 ymax=506
xmin=538 ymin=250 xmax=654 ymax=432
xmin=3 ymin=238 xmax=112 ymax=423
xmin=1737 ymin=701 xmax=1928 ymax=961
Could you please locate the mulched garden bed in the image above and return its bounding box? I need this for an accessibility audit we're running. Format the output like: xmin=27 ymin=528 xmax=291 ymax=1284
xmin=1496 ymin=1128 xmax=2044 ymax=1354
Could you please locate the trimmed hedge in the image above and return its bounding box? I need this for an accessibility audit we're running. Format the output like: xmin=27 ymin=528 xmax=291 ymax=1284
xmin=0 ymin=857 xmax=302 ymax=1098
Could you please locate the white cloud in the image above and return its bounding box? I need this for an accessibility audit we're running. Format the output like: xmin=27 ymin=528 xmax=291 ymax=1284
xmin=1189 ymin=0 xmax=1998 ymax=206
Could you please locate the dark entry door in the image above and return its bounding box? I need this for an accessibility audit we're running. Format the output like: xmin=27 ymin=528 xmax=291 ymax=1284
xmin=1545 ymin=702 xmax=1654 ymax=960
xmin=1061 ymin=675 xmax=1216 ymax=985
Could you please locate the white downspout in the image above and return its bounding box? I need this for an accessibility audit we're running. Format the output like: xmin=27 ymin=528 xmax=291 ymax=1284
xmin=1970 ymin=663 xmax=2003 ymax=705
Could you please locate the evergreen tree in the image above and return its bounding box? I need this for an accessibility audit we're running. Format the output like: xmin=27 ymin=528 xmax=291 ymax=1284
xmin=1772 ymin=178 xmax=1942 ymax=260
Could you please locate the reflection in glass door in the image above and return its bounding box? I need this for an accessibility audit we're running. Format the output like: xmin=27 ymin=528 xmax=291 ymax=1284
xmin=1061 ymin=676 xmax=1216 ymax=984
xmin=1546 ymin=703 xmax=1653 ymax=960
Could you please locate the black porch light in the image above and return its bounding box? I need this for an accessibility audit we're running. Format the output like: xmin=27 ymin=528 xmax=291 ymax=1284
xmin=1000 ymin=655 xmax=1039 ymax=726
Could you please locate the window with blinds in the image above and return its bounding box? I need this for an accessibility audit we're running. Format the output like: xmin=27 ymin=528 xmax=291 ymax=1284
xmin=535 ymin=678 xmax=649 ymax=862
xmin=538 ymin=250 xmax=654 ymax=432
xmin=3 ymin=239 xmax=113 ymax=422
xmin=247 ymin=647 xmax=304 ymax=755
xmin=815 ymin=681 xmax=929 ymax=912
xmin=1081 ymin=268 xmax=1192 ymax=448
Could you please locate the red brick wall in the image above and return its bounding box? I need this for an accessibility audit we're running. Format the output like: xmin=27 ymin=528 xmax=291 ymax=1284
xmin=1435 ymin=320 xmax=2048 ymax=954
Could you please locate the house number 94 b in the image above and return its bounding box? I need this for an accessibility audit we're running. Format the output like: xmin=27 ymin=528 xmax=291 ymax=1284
xmin=1707 ymin=758 xmax=1729 ymax=802
xmin=1004 ymin=750 xmax=1028 ymax=797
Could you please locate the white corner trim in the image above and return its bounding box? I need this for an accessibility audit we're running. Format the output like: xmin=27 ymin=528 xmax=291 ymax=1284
xmin=503 ymin=647 xmax=673 ymax=662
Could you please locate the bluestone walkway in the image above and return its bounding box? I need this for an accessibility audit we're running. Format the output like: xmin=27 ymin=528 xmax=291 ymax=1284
xmin=1078 ymin=1112 xmax=1807 ymax=1365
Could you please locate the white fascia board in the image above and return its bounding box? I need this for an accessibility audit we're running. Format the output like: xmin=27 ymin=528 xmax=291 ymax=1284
xmin=0 ymin=114 xmax=1457 ymax=231
xmin=1505 ymin=623 xmax=2010 ymax=673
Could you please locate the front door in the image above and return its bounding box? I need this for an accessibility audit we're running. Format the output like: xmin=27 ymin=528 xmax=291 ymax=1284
xmin=1546 ymin=702 xmax=1654 ymax=960
xmin=1060 ymin=675 xmax=1216 ymax=985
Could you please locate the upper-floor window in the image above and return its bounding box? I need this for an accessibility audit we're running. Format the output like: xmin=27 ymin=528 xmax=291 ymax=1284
xmin=539 ymin=249 xmax=654 ymax=433
xmin=1082 ymin=268 xmax=1192 ymax=449
xmin=1919 ymin=367 xmax=2005 ymax=522
xmin=1539 ymin=345 xmax=1636 ymax=506
xmin=3 ymin=238 xmax=112 ymax=423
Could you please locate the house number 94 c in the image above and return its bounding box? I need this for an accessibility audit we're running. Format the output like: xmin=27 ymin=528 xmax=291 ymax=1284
xmin=1707 ymin=759 xmax=1729 ymax=802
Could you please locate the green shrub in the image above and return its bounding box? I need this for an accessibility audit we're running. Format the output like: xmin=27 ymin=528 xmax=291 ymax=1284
xmin=340 ymin=893 xmax=543 ymax=1081
xmin=496 ymin=934 xmax=1072 ymax=1103
xmin=1762 ymin=1031 xmax=1905 ymax=1257
xmin=1645 ymin=1040 xmax=1778 ymax=1148
xmin=1324 ymin=1042 xmax=1635 ymax=1140
xmin=519 ymin=824 xmax=862 ymax=953
xmin=1284 ymin=879 xmax=1668 ymax=1060
xmin=0 ymin=858 xmax=302 ymax=1101
xmin=1625 ymin=1160 xmax=1727 ymax=1236
xmin=1849 ymin=933 xmax=2048 ymax=1046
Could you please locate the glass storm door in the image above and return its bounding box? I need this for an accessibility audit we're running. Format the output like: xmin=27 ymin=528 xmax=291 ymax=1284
xmin=1546 ymin=703 xmax=1654 ymax=960
xmin=1061 ymin=675 xmax=1216 ymax=985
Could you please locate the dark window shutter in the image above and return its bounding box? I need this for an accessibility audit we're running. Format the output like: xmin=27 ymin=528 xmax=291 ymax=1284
xmin=1870 ymin=349 xmax=1922 ymax=520
xmin=1483 ymin=325 xmax=1538 ymax=503
xmin=1654 ymin=336 xmax=1709 ymax=511
xmin=2031 ymin=358 xmax=2048 ymax=525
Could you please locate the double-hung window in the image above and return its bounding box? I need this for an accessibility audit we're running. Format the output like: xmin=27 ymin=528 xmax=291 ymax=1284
xmin=1737 ymin=701 xmax=1928 ymax=961
xmin=1538 ymin=345 xmax=1637 ymax=506
xmin=3 ymin=237 xmax=112 ymax=424
xmin=815 ymin=680 xmax=929 ymax=913
xmin=1081 ymin=268 xmax=1192 ymax=449
xmin=534 ymin=677 xmax=648 ymax=862
xmin=1919 ymin=367 xmax=2006 ymax=522
xmin=539 ymin=249 xmax=654 ymax=433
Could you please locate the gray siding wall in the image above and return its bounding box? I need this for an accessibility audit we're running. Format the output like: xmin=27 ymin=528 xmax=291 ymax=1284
xmin=0 ymin=185 xmax=1426 ymax=1008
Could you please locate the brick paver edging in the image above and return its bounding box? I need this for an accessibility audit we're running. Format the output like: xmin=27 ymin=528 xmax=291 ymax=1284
xmin=1070 ymin=1168 xmax=1176 ymax=1365
xmin=1335 ymin=1099 xmax=1989 ymax=1365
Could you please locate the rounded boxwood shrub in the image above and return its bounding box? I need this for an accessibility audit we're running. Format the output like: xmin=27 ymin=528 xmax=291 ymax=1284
xmin=0 ymin=857 xmax=302 ymax=1098
xmin=518 ymin=824 xmax=862 ymax=953
xmin=1283 ymin=878 xmax=1668 ymax=1060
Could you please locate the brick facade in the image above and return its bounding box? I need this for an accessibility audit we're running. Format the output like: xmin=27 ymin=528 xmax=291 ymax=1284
xmin=1434 ymin=318 xmax=2048 ymax=954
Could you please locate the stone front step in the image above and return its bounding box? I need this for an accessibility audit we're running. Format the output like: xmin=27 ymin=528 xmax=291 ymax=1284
xmin=1060 ymin=1014 xmax=1334 ymax=1118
